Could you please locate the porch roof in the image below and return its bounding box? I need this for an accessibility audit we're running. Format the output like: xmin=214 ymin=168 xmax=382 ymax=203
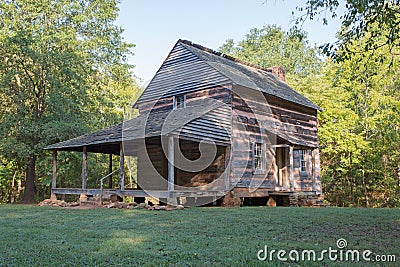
xmin=43 ymin=100 xmax=230 ymax=154
xmin=269 ymin=128 xmax=318 ymax=148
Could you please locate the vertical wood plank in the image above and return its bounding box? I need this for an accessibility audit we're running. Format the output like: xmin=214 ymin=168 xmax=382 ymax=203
xmin=119 ymin=143 xmax=125 ymax=191
xmin=225 ymin=145 xmax=230 ymax=190
xmin=82 ymin=146 xmax=87 ymax=189
xmin=312 ymin=149 xmax=317 ymax=191
xmin=52 ymin=150 xmax=58 ymax=189
xmin=289 ymin=146 xmax=294 ymax=191
xmin=167 ymin=136 xmax=175 ymax=192
xmin=108 ymin=154 xmax=113 ymax=189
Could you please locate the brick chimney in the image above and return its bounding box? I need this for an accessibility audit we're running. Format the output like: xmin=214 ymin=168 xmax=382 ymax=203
xmin=267 ymin=66 xmax=286 ymax=82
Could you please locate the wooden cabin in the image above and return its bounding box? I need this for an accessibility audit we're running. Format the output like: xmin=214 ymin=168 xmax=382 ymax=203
xmin=45 ymin=39 xmax=323 ymax=206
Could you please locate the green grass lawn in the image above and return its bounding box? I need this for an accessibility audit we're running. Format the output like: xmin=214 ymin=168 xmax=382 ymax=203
xmin=0 ymin=205 xmax=399 ymax=266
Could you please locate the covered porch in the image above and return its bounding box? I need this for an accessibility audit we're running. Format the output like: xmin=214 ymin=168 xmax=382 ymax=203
xmin=44 ymin=101 xmax=232 ymax=205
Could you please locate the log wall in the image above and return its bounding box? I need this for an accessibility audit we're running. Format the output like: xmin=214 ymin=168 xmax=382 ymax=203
xmin=230 ymin=85 xmax=320 ymax=191
xmin=175 ymin=139 xmax=227 ymax=189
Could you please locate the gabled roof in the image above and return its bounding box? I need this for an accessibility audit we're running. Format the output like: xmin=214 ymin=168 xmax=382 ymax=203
xmin=178 ymin=40 xmax=321 ymax=111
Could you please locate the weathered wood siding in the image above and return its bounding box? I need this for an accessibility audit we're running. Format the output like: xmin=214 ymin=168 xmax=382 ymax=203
xmin=175 ymin=139 xmax=227 ymax=189
xmin=292 ymin=149 xmax=322 ymax=193
xmin=137 ymin=137 xmax=168 ymax=191
xmin=230 ymin=85 xmax=319 ymax=190
xmin=230 ymin=86 xmax=275 ymax=189
xmin=138 ymin=86 xmax=233 ymax=145
xmin=137 ymin=138 xmax=228 ymax=191
xmin=136 ymin=42 xmax=231 ymax=108
xmin=172 ymin=104 xmax=231 ymax=145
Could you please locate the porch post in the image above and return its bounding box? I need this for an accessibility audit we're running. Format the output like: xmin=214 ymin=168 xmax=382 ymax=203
xmin=312 ymin=149 xmax=317 ymax=191
xmin=52 ymin=150 xmax=58 ymax=189
xmin=119 ymin=143 xmax=125 ymax=191
xmin=108 ymin=154 xmax=113 ymax=188
xmin=224 ymin=145 xmax=230 ymax=190
xmin=167 ymin=136 xmax=175 ymax=192
xmin=82 ymin=146 xmax=87 ymax=189
xmin=289 ymin=146 xmax=294 ymax=191
xmin=50 ymin=150 xmax=58 ymax=200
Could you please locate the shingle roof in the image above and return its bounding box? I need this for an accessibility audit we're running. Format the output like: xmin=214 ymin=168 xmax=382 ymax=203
xmin=44 ymin=99 xmax=229 ymax=153
xmin=179 ymin=40 xmax=321 ymax=111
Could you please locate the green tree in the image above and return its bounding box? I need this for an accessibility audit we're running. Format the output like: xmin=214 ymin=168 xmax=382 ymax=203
xmin=293 ymin=0 xmax=400 ymax=62
xmin=296 ymin=39 xmax=400 ymax=207
xmin=219 ymin=25 xmax=322 ymax=77
xmin=328 ymin=35 xmax=400 ymax=207
xmin=0 ymin=0 xmax=136 ymax=203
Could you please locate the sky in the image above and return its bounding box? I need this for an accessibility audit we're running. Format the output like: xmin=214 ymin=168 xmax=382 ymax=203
xmin=116 ymin=0 xmax=342 ymax=85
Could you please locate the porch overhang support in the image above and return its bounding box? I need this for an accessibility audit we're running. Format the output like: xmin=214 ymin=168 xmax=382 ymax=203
xmin=52 ymin=150 xmax=57 ymax=189
xmin=109 ymin=154 xmax=113 ymax=189
xmin=167 ymin=136 xmax=177 ymax=205
xmin=51 ymin=150 xmax=58 ymax=200
xmin=225 ymin=145 xmax=230 ymax=190
xmin=82 ymin=146 xmax=87 ymax=189
xmin=289 ymin=146 xmax=294 ymax=191
xmin=119 ymin=143 xmax=125 ymax=191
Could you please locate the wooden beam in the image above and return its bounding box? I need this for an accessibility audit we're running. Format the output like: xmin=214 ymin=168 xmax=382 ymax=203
xmin=312 ymin=149 xmax=317 ymax=191
xmin=119 ymin=143 xmax=125 ymax=191
xmin=82 ymin=146 xmax=87 ymax=189
xmin=271 ymin=144 xmax=290 ymax=148
xmin=225 ymin=145 xmax=230 ymax=190
xmin=289 ymin=146 xmax=294 ymax=191
xmin=108 ymin=154 xmax=113 ymax=189
xmin=167 ymin=136 xmax=175 ymax=192
xmin=52 ymin=150 xmax=58 ymax=189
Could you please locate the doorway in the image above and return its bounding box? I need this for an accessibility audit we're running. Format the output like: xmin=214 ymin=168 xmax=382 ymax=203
xmin=276 ymin=147 xmax=288 ymax=187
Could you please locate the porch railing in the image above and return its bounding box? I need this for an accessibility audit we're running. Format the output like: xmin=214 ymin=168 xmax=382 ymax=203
xmin=99 ymin=169 xmax=119 ymax=205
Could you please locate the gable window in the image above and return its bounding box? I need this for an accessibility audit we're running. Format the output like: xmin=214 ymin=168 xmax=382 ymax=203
xmin=173 ymin=94 xmax=186 ymax=109
xmin=253 ymin=142 xmax=265 ymax=174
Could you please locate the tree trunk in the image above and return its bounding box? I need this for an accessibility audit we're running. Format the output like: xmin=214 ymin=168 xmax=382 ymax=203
xmin=21 ymin=155 xmax=37 ymax=203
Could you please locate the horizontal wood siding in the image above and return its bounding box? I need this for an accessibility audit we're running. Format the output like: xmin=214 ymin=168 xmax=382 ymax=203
xmin=139 ymin=85 xmax=232 ymax=113
xmin=175 ymin=140 xmax=227 ymax=189
xmin=136 ymin=42 xmax=231 ymax=106
xmin=291 ymin=149 xmax=321 ymax=193
xmin=137 ymin=137 xmax=168 ymax=191
xmin=230 ymin=85 xmax=319 ymax=190
xmin=173 ymin=105 xmax=231 ymax=145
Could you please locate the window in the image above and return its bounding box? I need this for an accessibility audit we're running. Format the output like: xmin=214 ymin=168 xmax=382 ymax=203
xmin=253 ymin=142 xmax=265 ymax=173
xmin=299 ymin=150 xmax=308 ymax=172
xmin=173 ymin=94 xmax=186 ymax=109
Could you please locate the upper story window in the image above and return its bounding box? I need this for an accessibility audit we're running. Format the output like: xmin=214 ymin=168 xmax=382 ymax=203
xmin=173 ymin=94 xmax=186 ymax=110
xmin=253 ymin=142 xmax=266 ymax=174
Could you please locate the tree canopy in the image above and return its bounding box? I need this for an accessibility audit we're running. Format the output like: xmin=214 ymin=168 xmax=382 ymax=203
xmin=0 ymin=0 xmax=137 ymax=203
xmin=293 ymin=0 xmax=400 ymax=62
xmin=219 ymin=25 xmax=322 ymax=77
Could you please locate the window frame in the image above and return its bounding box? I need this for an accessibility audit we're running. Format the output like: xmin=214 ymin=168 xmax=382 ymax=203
xmin=252 ymin=142 xmax=266 ymax=174
xmin=297 ymin=149 xmax=310 ymax=176
xmin=173 ymin=94 xmax=186 ymax=110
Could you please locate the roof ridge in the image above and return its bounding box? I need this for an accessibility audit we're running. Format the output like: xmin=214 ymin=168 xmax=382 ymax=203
xmin=178 ymin=39 xmax=276 ymax=74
